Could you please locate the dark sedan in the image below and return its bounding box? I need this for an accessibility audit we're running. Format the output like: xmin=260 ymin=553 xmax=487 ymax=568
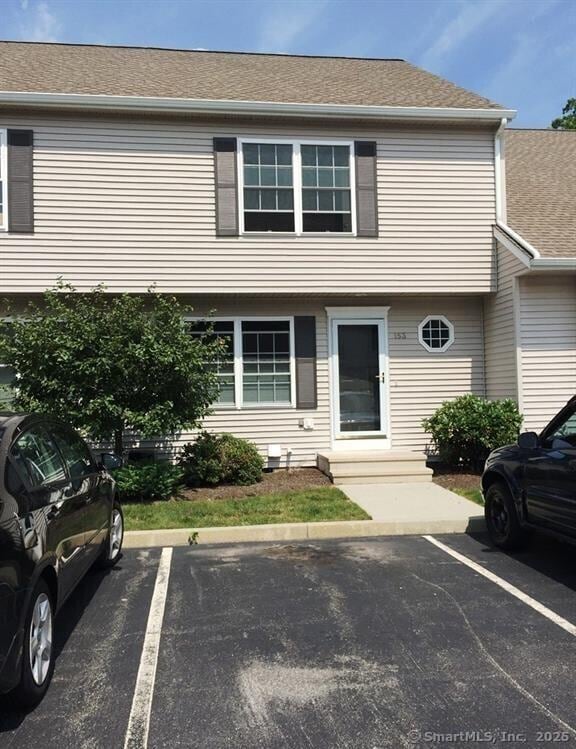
xmin=483 ymin=396 xmax=576 ymax=550
xmin=0 ymin=413 xmax=123 ymax=708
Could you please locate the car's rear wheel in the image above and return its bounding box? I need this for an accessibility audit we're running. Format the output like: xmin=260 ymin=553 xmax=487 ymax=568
xmin=8 ymin=578 xmax=55 ymax=709
xmin=485 ymin=481 xmax=525 ymax=550
xmin=98 ymin=502 xmax=124 ymax=569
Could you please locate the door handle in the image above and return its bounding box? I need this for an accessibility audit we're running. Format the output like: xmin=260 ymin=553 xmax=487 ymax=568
xmin=15 ymin=512 xmax=39 ymax=550
xmin=374 ymin=373 xmax=386 ymax=382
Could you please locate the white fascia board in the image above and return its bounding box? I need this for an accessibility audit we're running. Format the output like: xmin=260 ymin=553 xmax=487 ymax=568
xmin=493 ymin=225 xmax=533 ymax=267
xmin=495 ymin=224 xmax=576 ymax=270
xmin=494 ymin=221 xmax=540 ymax=259
xmin=0 ymin=90 xmax=517 ymax=121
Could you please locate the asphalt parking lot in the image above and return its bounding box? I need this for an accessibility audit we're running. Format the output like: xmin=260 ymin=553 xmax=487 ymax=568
xmin=1 ymin=532 xmax=576 ymax=748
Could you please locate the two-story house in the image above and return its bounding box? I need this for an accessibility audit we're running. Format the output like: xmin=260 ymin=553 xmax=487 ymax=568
xmin=0 ymin=42 xmax=574 ymax=482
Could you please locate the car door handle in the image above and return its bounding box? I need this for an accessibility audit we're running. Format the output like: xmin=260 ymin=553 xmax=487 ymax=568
xmin=15 ymin=512 xmax=39 ymax=549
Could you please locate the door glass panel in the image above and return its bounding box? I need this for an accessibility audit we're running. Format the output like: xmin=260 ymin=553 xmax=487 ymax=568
xmin=52 ymin=426 xmax=95 ymax=482
xmin=337 ymin=324 xmax=381 ymax=432
xmin=13 ymin=428 xmax=67 ymax=488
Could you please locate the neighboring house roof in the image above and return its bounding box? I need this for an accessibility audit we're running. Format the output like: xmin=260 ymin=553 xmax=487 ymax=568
xmin=0 ymin=41 xmax=505 ymax=111
xmin=506 ymin=129 xmax=576 ymax=258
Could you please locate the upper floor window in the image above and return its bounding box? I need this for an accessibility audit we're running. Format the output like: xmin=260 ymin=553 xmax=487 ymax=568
xmin=0 ymin=129 xmax=6 ymax=231
xmin=239 ymin=139 xmax=354 ymax=235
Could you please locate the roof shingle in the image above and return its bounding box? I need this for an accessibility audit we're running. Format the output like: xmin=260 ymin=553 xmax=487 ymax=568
xmin=0 ymin=41 xmax=504 ymax=110
xmin=506 ymin=129 xmax=576 ymax=258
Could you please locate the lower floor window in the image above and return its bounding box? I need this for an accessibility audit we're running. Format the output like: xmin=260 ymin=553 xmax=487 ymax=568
xmin=418 ymin=315 xmax=454 ymax=352
xmin=242 ymin=321 xmax=291 ymax=404
xmin=188 ymin=318 xmax=293 ymax=407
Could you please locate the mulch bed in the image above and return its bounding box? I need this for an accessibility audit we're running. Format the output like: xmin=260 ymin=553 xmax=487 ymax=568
xmin=432 ymin=465 xmax=482 ymax=492
xmin=179 ymin=467 xmax=332 ymax=502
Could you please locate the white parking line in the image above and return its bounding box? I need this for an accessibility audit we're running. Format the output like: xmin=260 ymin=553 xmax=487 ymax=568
xmin=423 ymin=535 xmax=576 ymax=637
xmin=124 ymin=546 xmax=173 ymax=749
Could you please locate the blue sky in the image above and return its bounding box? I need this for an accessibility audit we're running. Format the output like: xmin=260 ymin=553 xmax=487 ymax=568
xmin=2 ymin=0 xmax=575 ymax=126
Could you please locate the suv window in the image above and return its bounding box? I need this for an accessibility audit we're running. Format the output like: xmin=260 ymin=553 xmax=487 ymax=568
xmin=12 ymin=428 xmax=67 ymax=489
xmin=51 ymin=426 xmax=95 ymax=482
xmin=546 ymin=408 xmax=576 ymax=447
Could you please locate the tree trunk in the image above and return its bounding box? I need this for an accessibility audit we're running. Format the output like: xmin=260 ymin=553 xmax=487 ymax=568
xmin=114 ymin=427 xmax=124 ymax=458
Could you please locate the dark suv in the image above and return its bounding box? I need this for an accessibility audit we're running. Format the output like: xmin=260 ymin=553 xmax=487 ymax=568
xmin=0 ymin=413 xmax=123 ymax=708
xmin=483 ymin=396 xmax=576 ymax=550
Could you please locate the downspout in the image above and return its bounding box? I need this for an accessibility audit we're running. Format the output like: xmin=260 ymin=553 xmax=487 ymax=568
xmin=493 ymin=116 xmax=540 ymax=260
xmin=494 ymin=117 xmax=507 ymax=223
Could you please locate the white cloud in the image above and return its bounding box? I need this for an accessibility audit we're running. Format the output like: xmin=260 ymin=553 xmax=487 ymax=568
xmin=257 ymin=0 xmax=330 ymax=53
xmin=20 ymin=1 xmax=62 ymax=42
xmin=420 ymin=0 xmax=506 ymax=71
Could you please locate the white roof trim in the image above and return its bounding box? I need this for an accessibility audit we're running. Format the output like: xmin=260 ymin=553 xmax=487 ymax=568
xmin=494 ymin=221 xmax=540 ymax=259
xmin=495 ymin=223 xmax=576 ymax=270
xmin=0 ymin=91 xmax=517 ymax=120
xmin=493 ymin=225 xmax=532 ymax=267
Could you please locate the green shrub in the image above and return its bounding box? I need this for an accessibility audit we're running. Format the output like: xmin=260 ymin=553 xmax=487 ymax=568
xmin=422 ymin=394 xmax=523 ymax=470
xmin=178 ymin=432 xmax=223 ymax=487
xmin=219 ymin=433 xmax=265 ymax=486
xmin=179 ymin=432 xmax=264 ymax=487
xmin=113 ymin=461 xmax=184 ymax=503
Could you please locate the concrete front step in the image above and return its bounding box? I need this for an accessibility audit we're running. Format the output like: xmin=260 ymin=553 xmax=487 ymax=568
xmin=317 ymin=450 xmax=433 ymax=485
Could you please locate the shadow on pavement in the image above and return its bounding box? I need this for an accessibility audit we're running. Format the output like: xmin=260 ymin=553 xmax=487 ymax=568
xmin=0 ymin=558 xmax=122 ymax=731
xmin=466 ymin=529 xmax=576 ymax=592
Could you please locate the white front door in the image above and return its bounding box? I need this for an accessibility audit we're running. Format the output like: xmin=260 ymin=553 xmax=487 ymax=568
xmin=330 ymin=315 xmax=390 ymax=449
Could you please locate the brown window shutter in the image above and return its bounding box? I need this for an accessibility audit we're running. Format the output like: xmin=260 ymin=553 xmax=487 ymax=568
xmin=294 ymin=316 xmax=317 ymax=409
xmin=354 ymin=141 xmax=378 ymax=237
xmin=213 ymin=137 xmax=238 ymax=236
xmin=7 ymin=129 xmax=34 ymax=233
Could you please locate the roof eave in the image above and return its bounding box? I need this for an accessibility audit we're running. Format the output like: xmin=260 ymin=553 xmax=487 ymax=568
xmin=531 ymin=258 xmax=576 ymax=270
xmin=0 ymin=91 xmax=516 ymax=120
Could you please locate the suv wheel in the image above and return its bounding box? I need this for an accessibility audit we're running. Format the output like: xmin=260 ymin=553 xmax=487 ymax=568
xmin=485 ymin=481 xmax=525 ymax=550
xmin=9 ymin=578 xmax=55 ymax=709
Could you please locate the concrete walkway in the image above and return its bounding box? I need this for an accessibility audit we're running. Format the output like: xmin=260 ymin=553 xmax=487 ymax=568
xmin=340 ymin=482 xmax=484 ymax=533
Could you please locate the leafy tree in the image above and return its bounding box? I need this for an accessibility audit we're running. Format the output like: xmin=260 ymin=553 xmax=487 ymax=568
xmin=551 ymin=98 xmax=576 ymax=129
xmin=0 ymin=283 xmax=224 ymax=456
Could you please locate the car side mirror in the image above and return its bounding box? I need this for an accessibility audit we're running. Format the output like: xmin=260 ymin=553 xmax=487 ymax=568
xmin=99 ymin=453 xmax=123 ymax=471
xmin=518 ymin=431 xmax=539 ymax=449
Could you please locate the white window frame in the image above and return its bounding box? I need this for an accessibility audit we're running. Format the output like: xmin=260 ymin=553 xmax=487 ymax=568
xmin=185 ymin=316 xmax=296 ymax=410
xmin=418 ymin=315 xmax=455 ymax=353
xmin=237 ymin=137 xmax=357 ymax=237
xmin=0 ymin=129 xmax=7 ymax=232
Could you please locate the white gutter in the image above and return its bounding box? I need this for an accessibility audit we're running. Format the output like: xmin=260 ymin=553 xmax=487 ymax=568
xmin=0 ymin=90 xmax=517 ymax=121
xmin=531 ymin=257 xmax=576 ymax=269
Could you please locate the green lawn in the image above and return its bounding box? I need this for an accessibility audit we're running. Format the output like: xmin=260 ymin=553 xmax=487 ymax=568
xmin=452 ymin=487 xmax=484 ymax=506
xmin=123 ymin=486 xmax=370 ymax=531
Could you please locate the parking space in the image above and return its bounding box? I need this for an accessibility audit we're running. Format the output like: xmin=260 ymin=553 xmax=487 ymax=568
xmin=2 ymin=534 xmax=576 ymax=748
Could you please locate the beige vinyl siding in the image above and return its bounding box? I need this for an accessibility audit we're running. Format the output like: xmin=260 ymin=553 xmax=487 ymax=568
xmin=519 ymin=275 xmax=576 ymax=432
xmin=0 ymin=114 xmax=495 ymax=294
xmin=388 ymin=297 xmax=485 ymax=451
xmin=122 ymin=295 xmax=485 ymax=464
xmin=483 ymin=241 xmax=526 ymax=401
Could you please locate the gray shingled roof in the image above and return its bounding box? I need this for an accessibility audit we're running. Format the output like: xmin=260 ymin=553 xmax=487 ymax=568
xmin=0 ymin=41 xmax=504 ymax=110
xmin=506 ymin=129 xmax=576 ymax=258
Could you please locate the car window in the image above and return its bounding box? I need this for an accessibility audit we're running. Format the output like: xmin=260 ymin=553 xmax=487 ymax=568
xmin=51 ymin=426 xmax=96 ymax=481
xmin=12 ymin=428 xmax=67 ymax=489
xmin=548 ymin=409 xmax=576 ymax=447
